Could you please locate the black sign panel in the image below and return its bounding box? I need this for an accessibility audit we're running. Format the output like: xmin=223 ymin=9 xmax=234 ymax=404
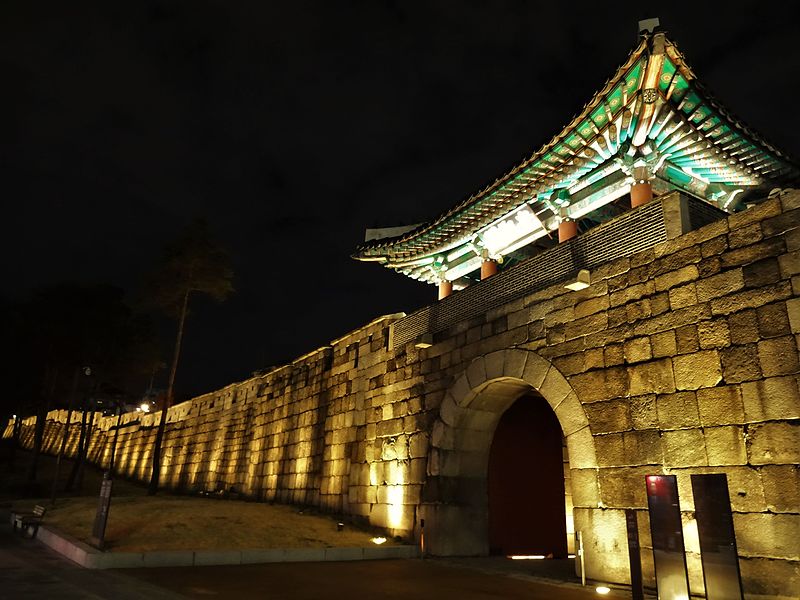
xmin=691 ymin=474 xmax=744 ymax=600
xmin=90 ymin=475 xmax=113 ymax=549
xmin=625 ymin=509 xmax=645 ymax=600
xmin=645 ymin=474 xmax=690 ymax=599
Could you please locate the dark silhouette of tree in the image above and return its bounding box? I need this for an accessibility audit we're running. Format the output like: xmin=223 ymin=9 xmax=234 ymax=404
xmin=145 ymin=218 xmax=234 ymax=495
xmin=1 ymin=284 xmax=158 ymax=490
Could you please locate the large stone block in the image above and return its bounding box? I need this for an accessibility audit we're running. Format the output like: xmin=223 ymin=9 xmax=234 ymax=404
xmin=704 ymin=426 xmax=747 ymax=466
xmin=597 ymin=466 xmax=651 ymax=509
xmin=572 ymin=508 xmax=631 ymax=584
xmin=695 ymin=268 xmax=745 ymax=303
xmin=624 ymin=337 xmax=652 ymax=364
xmin=758 ymin=336 xmax=800 ymax=377
xmin=739 ymin=556 xmax=800 ymax=599
xmin=696 ymin=385 xmax=745 ymax=426
xmin=570 ymin=468 xmax=600 ymax=508
xmin=761 ymin=464 xmax=800 ymax=514
xmin=554 ymin=392 xmax=589 ymax=436
xmin=721 ymin=344 xmax=762 ymax=383
xmin=539 ymin=366 xmax=573 ymax=407
xmin=747 ymin=421 xmax=800 ymax=465
xmin=656 ymin=391 xmax=700 ymax=429
xmin=757 ymin=302 xmax=792 ymax=339
xmin=594 ymin=430 xmax=660 ymax=467
xmin=710 ymin=281 xmax=793 ymax=316
xmin=566 ymin=427 xmax=597 ymax=469
xmin=728 ymin=222 xmax=763 ymax=249
xmin=668 ymin=283 xmax=697 ymax=310
xmin=651 ymin=330 xmax=677 ymax=358
xmin=628 ymin=359 xmax=676 ymax=396
xmin=697 ymin=319 xmax=731 ymax=349
xmin=583 ymin=399 xmax=630 ymax=434
xmin=655 ymin=265 xmax=701 ymax=292
xmin=629 ymin=394 xmax=658 ymax=430
xmin=779 ymin=249 xmax=800 ymax=278
xmin=734 ymin=513 xmax=800 ymax=560
xmin=675 ymin=324 xmax=700 ymax=354
xmin=727 ymin=197 xmax=782 ymax=230
xmin=574 ymin=295 xmax=610 ymax=319
xmin=662 ymin=428 xmax=707 ymax=467
xmin=570 ymin=366 xmax=629 ymax=403
xmin=741 ymin=375 xmax=800 ymax=423
xmin=521 ymin=353 xmax=550 ymax=389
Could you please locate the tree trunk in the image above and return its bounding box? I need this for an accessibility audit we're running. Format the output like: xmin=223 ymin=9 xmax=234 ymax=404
xmin=148 ymin=289 xmax=190 ymax=495
xmin=27 ymin=366 xmax=58 ymax=483
xmin=65 ymin=397 xmax=89 ymax=492
xmin=75 ymin=409 xmax=96 ymax=491
xmin=51 ymin=367 xmax=81 ymax=505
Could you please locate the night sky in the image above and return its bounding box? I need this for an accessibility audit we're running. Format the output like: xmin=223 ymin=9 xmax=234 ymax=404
xmin=3 ymin=2 xmax=799 ymax=400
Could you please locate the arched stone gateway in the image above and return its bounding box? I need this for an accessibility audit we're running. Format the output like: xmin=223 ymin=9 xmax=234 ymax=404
xmin=421 ymin=349 xmax=599 ymax=559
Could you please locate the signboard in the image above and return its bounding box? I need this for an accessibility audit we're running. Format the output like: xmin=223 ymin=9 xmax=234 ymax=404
xmin=645 ymin=474 xmax=691 ymax=599
xmin=691 ymin=474 xmax=744 ymax=600
xmin=625 ymin=509 xmax=644 ymax=600
xmin=90 ymin=474 xmax=113 ymax=549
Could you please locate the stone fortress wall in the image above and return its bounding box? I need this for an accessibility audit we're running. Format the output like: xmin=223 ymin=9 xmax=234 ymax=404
xmin=7 ymin=190 xmax=800 ymax=599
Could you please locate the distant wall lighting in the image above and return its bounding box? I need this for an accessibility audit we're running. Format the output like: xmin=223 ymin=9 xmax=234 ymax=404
xmin=139 ymin=403 xmax=151 ymax=413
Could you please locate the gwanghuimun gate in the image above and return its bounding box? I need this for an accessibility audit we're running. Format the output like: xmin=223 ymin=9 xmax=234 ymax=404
xmin=8 ymin=24 xmax=800 ymax=599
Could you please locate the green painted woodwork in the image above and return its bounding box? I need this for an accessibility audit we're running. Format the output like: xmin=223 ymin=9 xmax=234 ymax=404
xmin=354 ymin=33 xmax=799 ymax=284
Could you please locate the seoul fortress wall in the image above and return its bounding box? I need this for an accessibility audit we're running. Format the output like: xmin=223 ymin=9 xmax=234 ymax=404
xmin=6 ymin=190 xmax=800 ymax=598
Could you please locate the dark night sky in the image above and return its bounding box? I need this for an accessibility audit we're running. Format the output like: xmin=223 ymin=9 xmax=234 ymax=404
xmin=3 ymin=1 xmax=799 ymax=399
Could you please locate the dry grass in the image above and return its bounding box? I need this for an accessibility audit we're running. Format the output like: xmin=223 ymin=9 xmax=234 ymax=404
xmin=23 ymin=494 xmax=394 ymax=552
xmin=4 ymin=448 xmax=396 ymax=553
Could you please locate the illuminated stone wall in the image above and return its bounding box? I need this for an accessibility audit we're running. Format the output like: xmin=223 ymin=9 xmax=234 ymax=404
xmin=6 ymin=190 xmax=799 ymax=599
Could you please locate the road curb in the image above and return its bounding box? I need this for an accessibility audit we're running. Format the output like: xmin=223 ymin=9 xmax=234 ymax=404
xmin=35 ymin=526 xmax=419 ymax=569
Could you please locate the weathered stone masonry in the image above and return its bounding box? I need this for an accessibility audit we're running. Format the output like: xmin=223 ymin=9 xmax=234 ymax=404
xmin=7 ymin=190 xmax=800 ymax=599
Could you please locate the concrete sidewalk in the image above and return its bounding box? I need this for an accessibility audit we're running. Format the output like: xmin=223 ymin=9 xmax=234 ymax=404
xmin=0 ymin=520 xmax=184 ymax=599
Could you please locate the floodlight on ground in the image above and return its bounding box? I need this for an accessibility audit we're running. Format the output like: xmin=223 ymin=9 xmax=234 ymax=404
xmin=370 ymin=537 xmax=387 ymax=545
xmin=139 ymin=403 xmax=151 ymax=413
xmin=596 ymin=586 xmax=611 ymax=595
xmin=508 ymin=555 xmax=546 ymax=560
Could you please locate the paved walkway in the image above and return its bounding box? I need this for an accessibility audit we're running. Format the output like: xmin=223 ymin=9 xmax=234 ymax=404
xmin=123 ymin=559 xmax=620 ymax=600
xmin=0 ymin=519 xmax=182 ymax=600
xmin=1 ymin=516 xmax=629 ymax=599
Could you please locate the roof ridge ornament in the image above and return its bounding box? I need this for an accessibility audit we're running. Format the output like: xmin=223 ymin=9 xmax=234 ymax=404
xmin=638 ymin=17 xmax=661 ymax=37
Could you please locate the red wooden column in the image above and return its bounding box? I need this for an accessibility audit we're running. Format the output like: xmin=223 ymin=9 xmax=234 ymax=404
xmin=631 ymin=166 xmax=653 ymax=208
xmin=481 ymin=259 xmax=498 ymax=280
xmin=558 ymin=218 xmax=577 ymax=243
xmin=438 ymin=280 xmax=453 ymax=300
xmin=631 ymin=181 xmax=653 ymax=207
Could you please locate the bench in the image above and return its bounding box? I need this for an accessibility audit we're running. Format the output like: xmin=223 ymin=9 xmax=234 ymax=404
xmin=12 ymin=505 xmax=47 ymax=538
